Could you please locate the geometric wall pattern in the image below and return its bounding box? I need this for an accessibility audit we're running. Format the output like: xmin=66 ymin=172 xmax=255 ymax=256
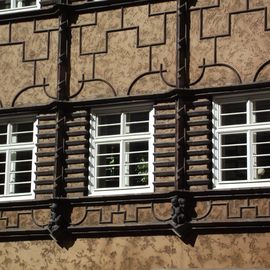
xmin=190 ymin=0 xmax=270 ymax=87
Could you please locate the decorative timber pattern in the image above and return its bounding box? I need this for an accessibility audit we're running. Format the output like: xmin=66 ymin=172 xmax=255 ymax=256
xmin=0 ymin=18 xmax=59 ymax=107
xmin=64 ymin=110 xmax=90 ymax=197
xmin=35 ymin=113 xmax=57 ymax=198
xmin=192 ymin=192 xmax=270 ymax=232
xmin=185 ymin=97 xmax=212 ymax=190
xmin=69 ymin=1 xmax=177 ymax=100
xmin=154 ymin=100 xmax=177 ymax=192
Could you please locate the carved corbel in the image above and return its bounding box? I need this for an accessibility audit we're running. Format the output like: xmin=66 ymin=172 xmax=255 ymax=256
xmin=170 ymin=195 xmax=192 ymax=238
xmin=47 ymin=199 xmax=73 ymax=245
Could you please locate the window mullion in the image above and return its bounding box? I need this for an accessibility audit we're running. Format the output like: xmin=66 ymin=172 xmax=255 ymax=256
xmin=247 ymin=130 xmax=252 ymax=182
xmin=4 ymin=150 xmax=9 ymax=196
xmin=5 ymin=123 xmax=11 ymax=195
xmin=120 ymin=140 xmax=124 ymax=188
xmin=247 ymin=100 xmax=251 ymax=182
xmin=121 ymin=112 xmax=125 ymax=188
xmin=247 ymin=99 xmax=251 ymax=125
xmin=218 ymin=132 xmax=222 ymax=182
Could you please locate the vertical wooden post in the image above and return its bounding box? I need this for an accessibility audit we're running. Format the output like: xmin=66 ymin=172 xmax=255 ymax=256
xmin=53 ymin=6 xmax=70 ymax=198
xmin=175 ymin=0 xmax=188 ymax=189
xmin=176 ymin=0 xmax=188 ymax=88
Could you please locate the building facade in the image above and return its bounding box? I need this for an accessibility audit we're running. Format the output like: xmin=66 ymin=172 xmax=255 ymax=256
xmin=0 ymin=0 xmax=270 ymax=269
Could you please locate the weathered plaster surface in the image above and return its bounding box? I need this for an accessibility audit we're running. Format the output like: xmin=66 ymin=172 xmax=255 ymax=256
xmin=0 ymin=234 xmax=270 ymax=269
xmin=190 ymin=0 xmax=270 ymax=87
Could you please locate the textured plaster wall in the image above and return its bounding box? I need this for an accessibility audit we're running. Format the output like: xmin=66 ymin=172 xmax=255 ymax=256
xmin=69 ymin=1 xmax=176 ymax=101
xmin=190 ymin=0 xmax=270 ymax=87
xmin=0 ymin=1 xmax=176 ymax=107
xmin=0 ymin=19 xmax=58 ymax=107
xmin=1 ymin=234 xmax=270 ymax=270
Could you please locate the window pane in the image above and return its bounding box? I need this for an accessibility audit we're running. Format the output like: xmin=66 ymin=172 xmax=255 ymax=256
xmin=222 ymin=145 xmax=246 ymax=157
xmin=96 ymin=177 xmax=119 ymax=188
xmin=127 ymin=164 xmax=148 ymax=175
xmin=221 ymin=158 xmax=247 ymax=169
xmin=12 ymin=132 xmax=33 ymax=143
xmin=99 ymin=115 xmax=120 ymax=125
xmin=98 ymin=115 xmax=120 ymax=136
xmin=16 ymin=0 xmax=36 ymax=7
xmin=11 ymin=122 xmax=33 ymax=143
xmin=96 ymin=143 xmax=120 ymax=188
xmin=98 ymin=114 xmax=121 ymax=136
xmin=10 ymin=172 xmax=32 ymax=183
xmin=0 ymin=153 xmax=5 ymax=163
xmin=97 ymin=144 xmax=119 ymax=155
xmin=253 ymin=131 xmax=270 ymax=164
xmin=126 ymin=122 xmax=149 ymax=133
xmin=0 ymin=124 xmax=7 ymax=144
xmin=98 ymin=125 xmax=120 ymax=136
xmin=0 ymin=0 xmax=11 ymax=9
xmin=12 ymin=122 xmax=33 ymax=133
xmin=255 ymin=156 xmax=270 ymax=167
xmin=221 ymin=114 xmax=246 ymax=126
xmin=97 ymin=166 xmax=119 ymax=177
xmin=220 ymin=102 xmax=246 ymax=125
xmin=126 ymin=112 xmax=149 ymax=133
xmin=126 ymin=141 xmax=148 ymax=152
xmin=222 ymin=170 xmax=247 ymax=181
xmin=11 ymin=150 xmax=32 ymax=161
xmin=254 ymin=168 xmax=270 ymax=179
xmin=127 ymin=176 xmax=148 ymax=186
xmin=221 ymin=134 xmax=247 ymax=157
xmin=127 ymin=112 xmax=149 ymax=122
xmin=0 ymin=135 xmax=7 ymax=144
xmin=221 ymin=133 xmax=246 ymax=145
xmin=129 ymin=152 xmax=148 ymax=163
xmin=254 ymin=142 xmax=270 ymax=155
xmin=10 ymin=183 xmax=31 ymax=194
xmin=254 ymin=100 xmax=270 ymax=111
xmin=0 ymin=125 xmax=7 ymax=133
xmin=125 ymin=141 xmax=148 ymax=187
xmin=0 ymin=185 xmax=4 ymax=195
xmin=97 ymin=154 xmax=120 ymax=166
xmin=0 ymin=163 xmax=5 ymax=173
xmin=254 ymin=112 xmax=270 ymax=123
xmin=253 ymin=131 xmax=270 ymax=179
xmin=221 ymin=102 xmax=246 ymax=114
xmin=253 ymin=100 xmax=270 ymax=123
xmin=0 ymin=175 xmax=5 ymax=184
xmin=11 ymin=161 xmax=32 ymax=172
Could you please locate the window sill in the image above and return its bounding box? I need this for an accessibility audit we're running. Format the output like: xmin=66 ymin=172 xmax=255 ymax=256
xmin=89 ymin=186 xmax=154 ymax=196
xmin=0 ymin=193 xmax=34 ymax=202
xmin=0 ymin=5 xmax=39 ymax=14
xmin=213 ymin=181 xmax=270 ymax=190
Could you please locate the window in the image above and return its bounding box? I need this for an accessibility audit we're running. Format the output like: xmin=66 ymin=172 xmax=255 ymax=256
xmin=89 ymin=105 xmax=154 ymax=195
xmin=0 ymin=0 xmax=39 ymax=13
xmin=0 ymin=118 xmax=36 ymax=200
xmin=213 ymin=93 xmax=270 ymax=188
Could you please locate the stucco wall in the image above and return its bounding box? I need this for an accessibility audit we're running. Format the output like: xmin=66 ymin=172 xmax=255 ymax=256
xmin=190 ymin=0 xmax=270 ymax=87
xmin=1 ymin=234 xmax=270 ymax=270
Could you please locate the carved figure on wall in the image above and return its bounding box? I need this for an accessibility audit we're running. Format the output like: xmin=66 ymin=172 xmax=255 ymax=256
xmin=171 ymin=196 xmax=186 ymax=225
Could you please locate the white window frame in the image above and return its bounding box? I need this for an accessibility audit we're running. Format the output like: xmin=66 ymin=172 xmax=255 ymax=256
xmin=89 ymin=104 xmax=154 ymax=196
xmin=0 ymin=116 xmax=37 ymax=201
xmin=213 ymin=92 xmax=270 ymax=189
xmin=0 ymin=0 xmax=39 ymax=14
